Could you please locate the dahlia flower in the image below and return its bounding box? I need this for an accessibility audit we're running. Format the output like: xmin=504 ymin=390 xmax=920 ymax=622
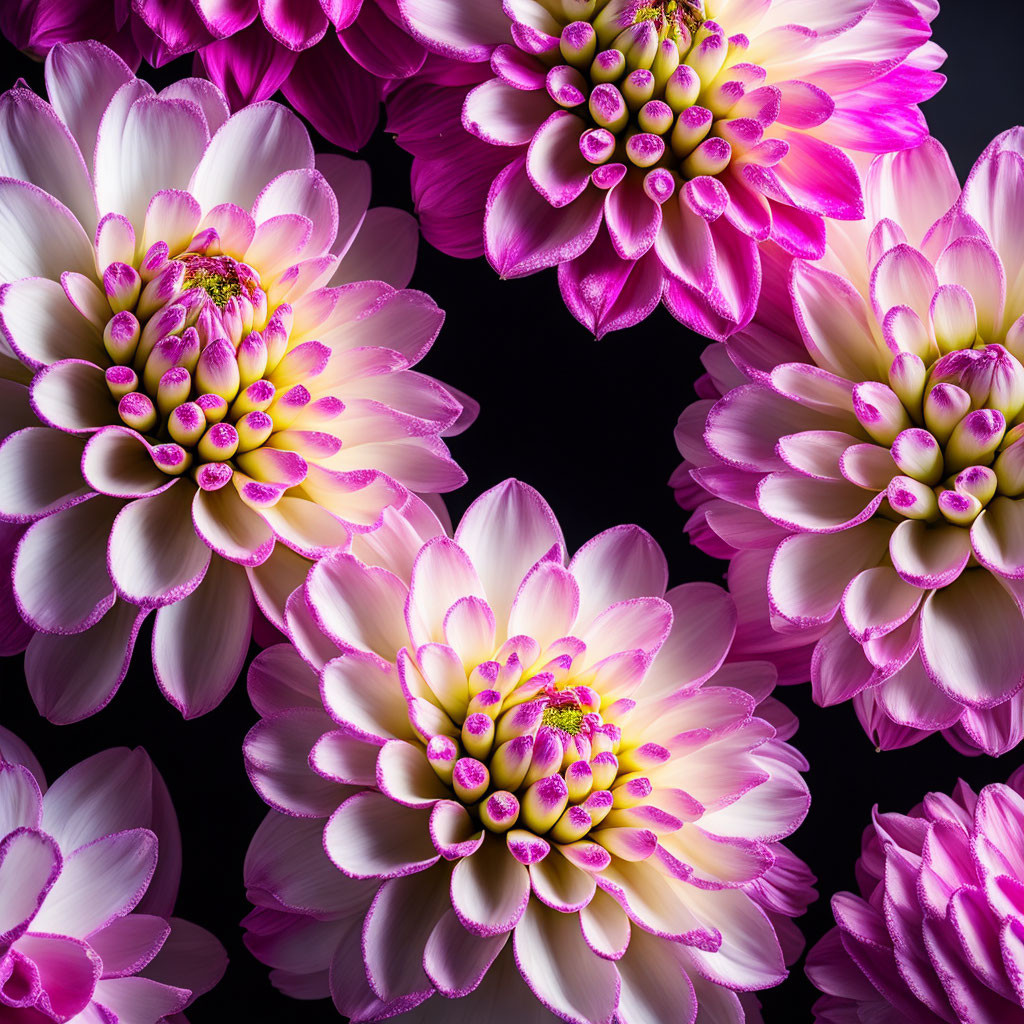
xmin=674 ymin=128 xmax=1024 ymax=756
xmin=241 ymin=479 xmax=814 ymax=1022
xmin=0 ymin=41 xmax=475 ymax=723
xmin=806 ymin=765 xmax=1024 ymax=1023
xmin=0 ymin=725 xmax=227 ymax=1020
xmin=0 ymin=0 xmax=427 ymax=150
xmin=387 ymin=0 xmax=944 ymax=338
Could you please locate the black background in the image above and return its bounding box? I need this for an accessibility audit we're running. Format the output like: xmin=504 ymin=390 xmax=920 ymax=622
xmin=2 ymin=5 xmax=1023 ymax=1019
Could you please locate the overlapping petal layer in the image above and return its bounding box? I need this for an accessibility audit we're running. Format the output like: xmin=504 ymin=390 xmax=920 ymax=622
xmin=807 ymin=765 xmax=1024 ymax=1023
xmin=242 ymin=479 xmax=814 ymax=1022
xmin=0 ymin=0 xmax=428 ymax=150
xmin=0 ymin=41 xmax=475 ymax=721
xmin=0 ymin=725 xmax=226 ymax=1022
xmin=675 ymin=129 xmax=1024 ymax=756
xmin=388 ymin=0 xmax=944 ymax=337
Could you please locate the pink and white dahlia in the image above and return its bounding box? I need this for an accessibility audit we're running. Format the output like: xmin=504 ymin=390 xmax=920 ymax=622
xmin=806 ymin=766 xmax=1024 ymax=1023
xmin=0 ymin=0 xmax=427 ymax=150
xmin=387 ymin=0 xmax=944 ymax=338
xmin=242 ymin=479 xmax=814 ymax=1022
xmin=0 ymin=41 xmax=475 ymax=723
xmin=0 ymin=726 xmax=227 ymax=1021
xmin=674 ymin=129 xmax=1024 ymax=756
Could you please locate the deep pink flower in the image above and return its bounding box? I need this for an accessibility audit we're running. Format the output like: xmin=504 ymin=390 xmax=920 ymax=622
xmin=387 ymin=0 xmax=944 ymax=338
xmin=0 ymin=0 xmax=427 ymax=150
xmin=242 ymin=480 xmax=814 ymax=1022
xmin=674 ymin=129 xmax=1024 ymax=756
xmin=0 ymin=725 xmax=227 ymax=1021
xmin=806 ymin=765 xmax=1024 ymax=1023
xmin=0 ymin=42 xmax=476 ymax=723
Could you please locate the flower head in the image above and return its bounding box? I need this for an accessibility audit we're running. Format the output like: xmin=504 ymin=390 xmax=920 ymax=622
xmin=0 ymin=0 xmax=427 ymax=150
xmin=242 ymin=480 xmax=813 ymax=1021
xmin=806 ymin=765 xmax=1024 ymax=1023
xmin=0 ymin=41 xmax=475 ymax=723
xmin=675 ymin=129 xmax=1024 ymax=756
xmin=388 ymin=0 xmax=944 ymax=338
xmin=0 ymin=725 xmax=227 ymax=1020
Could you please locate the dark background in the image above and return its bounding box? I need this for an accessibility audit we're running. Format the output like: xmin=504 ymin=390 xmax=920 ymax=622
xmin=2 ymin=5 xmax=1023 ymax=1019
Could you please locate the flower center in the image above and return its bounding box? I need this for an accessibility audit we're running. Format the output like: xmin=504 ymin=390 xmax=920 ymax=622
xmin=632 ymin=0 xmax=704 ymax=35
xmin=97 ymin=243 xmax=318 ymax=496
xmin=854 ymin=337 xmax=1024 ymax=527
xmin=419 ymin=648 xmax=668 ymax=858
xmin=179 ymin=253 xmax=250 ymax=308
xmin=541 ymin=696 xmax=587 ymax=735
xmin=551 ymin=2 xmax=765 ymax=192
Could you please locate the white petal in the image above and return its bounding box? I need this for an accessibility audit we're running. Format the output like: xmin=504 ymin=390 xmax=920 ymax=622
xmin=513 ymin=897 xmax=619 ymax=1024
xmin=245 ymin=811 xmax=377 ymax=917
xmin=424 ymin=909 xmax=509 ymax=997
xmin=454 ymin=480 xmax=565 ymax=632
xmin=1 ymin=277 xmax=101 ymax=368
xmin=14 ymin=496 xmax=119 ymax=633
xmin=324 ymin=791 xmax=437 ymax=879
xmin=0 ymin=762 xmax=42 ymax=836
xmin=40 ymin=746 xmax=155 ymax=852
xmin=920 ymin=569 xmax=1024 ymax=708
xmin=0 ymin=178 xmax=94 ymax=282
xmin=569 ymin=524 xmax=668 ymax=628
xmin=0 ymin=86 xmax=96 ymax=232
xmin=33 ymin=828 xmax=157 ymax=938
xmin=153 ymin=555 xmax=254 ymax=718
xmin=642 ymin=582 xmax=737 ymax=698
xmin=332 ymin=207 xmax=419 ymax=289
xmin=108 ymin=485 xmax=211 ymax=607
xmin=306 ymin=553 xmax=408 ymax=660
xmin=616 ymin=925 xmax=697 ymax=1024
xmin=44 ymin=41 xmax=132 ymax=173
xmin=189 ymin=101 xmax=314 ymax=214
xmin=95 ymin=95 xmax=209 ymax=230
xmin=508 ymin=561 xmax=580 ymax=649
xmin=451 ymin=835 xmax=531 ymax=936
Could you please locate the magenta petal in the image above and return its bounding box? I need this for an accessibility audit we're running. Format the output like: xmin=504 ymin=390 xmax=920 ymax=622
xmin=281 ymin=34 xmax=381 ymax=150
xmin=196 ymin=21 xmax=298 ymax=108
xmin=605 ymin=177 xmax=662 ymax=262
xmin=772 ymin=133 xmax=864 ymax=221
xmin=720 ymin=171 xmax=772 ymax=241
xmin=192 ymin=0 xmax=259 ymax=36
xmin=258 ymin=0 xmax=329 ymax=50
xmin=15 ymin=933 xmax=101 ymax=1020
xmin=412 ymin=134 xmax=510 ymax=258
xmin=768 ymin=200 xmax=826 ymax=258
xmin=558 ymin=225 xmax=663 ymax=338
xmin=775 ymin=79 xmax=835 ymax=129
xmin=133 ymin=0 xmax=214 ymax=60
xmin=0 ymin=828 xmax=61 ymax=945
xmin=340 ymin=1 xmax=426 ymax=79
xmin=485 ymin=156 xmax=603 ymax=278
xmin=3 ymin=0 xmax=122 ymax=57
xmin=951 ymin=695 xmax=1024 ymax=757
xmin=662 ymin=215 xmax=761 ymax=340
xmin=526 ymin=111 xmax=590 ymax=209
xmin=491 ymin=43 xmax=545 ymax=90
